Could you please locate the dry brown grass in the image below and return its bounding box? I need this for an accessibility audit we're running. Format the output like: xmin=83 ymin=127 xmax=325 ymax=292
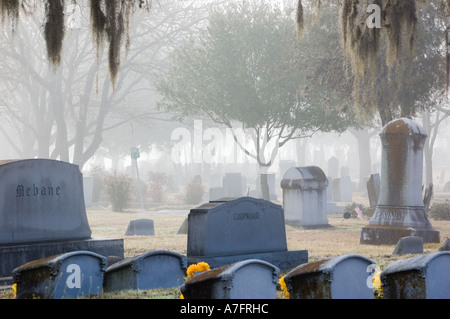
xmin=86 ymin=204 xmax=450 ymax=270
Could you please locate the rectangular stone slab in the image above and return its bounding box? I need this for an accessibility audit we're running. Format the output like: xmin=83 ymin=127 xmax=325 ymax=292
xmin=0 ymin=159 xmax=91 ymax=244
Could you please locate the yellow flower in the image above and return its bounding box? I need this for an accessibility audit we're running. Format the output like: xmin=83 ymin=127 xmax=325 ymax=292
xmin=11 ymin=283 xmax=17 ymax=298
xmin=372 ymin=271 xmax=382 ymax=290
xmin=186 ymin=262 xmax=210 ymax=277
xmin=180 ymin=293 xmax=184 ymax=299
xmin=279 ymin=276 xmax=290 ymax=298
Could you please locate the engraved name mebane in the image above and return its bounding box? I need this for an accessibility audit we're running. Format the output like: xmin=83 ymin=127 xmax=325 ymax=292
xmin=0 ymin=159 xmax=92 ymax=244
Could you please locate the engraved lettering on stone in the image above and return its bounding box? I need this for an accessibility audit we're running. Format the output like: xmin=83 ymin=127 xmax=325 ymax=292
xmin=16 ymin=184 xmax=61 ymax=197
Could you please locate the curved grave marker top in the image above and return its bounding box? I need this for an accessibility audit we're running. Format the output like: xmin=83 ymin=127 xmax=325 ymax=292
xmin=0 ymin=159 xmax=91 ymax=244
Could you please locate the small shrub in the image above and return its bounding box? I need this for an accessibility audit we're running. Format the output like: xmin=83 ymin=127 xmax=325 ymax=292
xmin=148 ymin=171 xmax=168 ymax=203
xmin=344 ymin=202 xmax=367 ymax=218
xmin=184 ymin=175 xmax=204 ymax=205
xmin=104 ymin=172 xmax=132 ymax=212
xmin=429 ymin=200 xmax=450 ymax=220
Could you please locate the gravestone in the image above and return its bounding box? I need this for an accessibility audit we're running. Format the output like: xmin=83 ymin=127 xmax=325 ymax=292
xmin=366 ymin=174 xmax=380 ymax=208
xmin=125 ymin=219 xmax=155 ymax=236
xmin=209 ymin=187 xmax=226 ymax=201
xmin=187 ymin=197 xmax=308 ymax=271
xmin=327 ymin=156 xmax=339 ymax=179
xmin=280 ymin=166 xmax=331 ymax=229
xmin=12 ymin=251 xmax=107 ymax=299
xmin=284 ymin=254 xmax=376 ymax=299
xmin=332 ymin=176 xmax=352 ymax=202
xmin=360 ymin=119 xmax=440 ymax=245
xmin=104 ymin=250 xmax=186 ymax=292
xmin=438 ymin=238 xmax=450 ymax=251
xmin=222 ymin=173 xmax=244 ymax=197
xmin=0 ymin=159 xmax=124 ymax=277
xmin=177 ymin=217 xmax=189 ymax=234
xmin=381 ymin=251 xmax=450 ymax=299
xmin=181 ymin=259 xmax=279 ymax=299
xmin=83 ymin=176 xmax=94 ymax=207
xmin=392 ymin=236 xmax=423 ymax=256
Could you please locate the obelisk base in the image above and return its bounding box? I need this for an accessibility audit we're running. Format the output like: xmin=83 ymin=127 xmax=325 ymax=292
xmin=360 ymin=225 xmax=440 ymax=245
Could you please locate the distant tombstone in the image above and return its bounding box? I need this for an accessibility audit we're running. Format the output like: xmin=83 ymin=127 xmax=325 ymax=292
xmin=381 ymin=251 xmax=450 ymax=299
xmin=366 ymin=174 xmax=380 ymax=208
xmin=104 ymin=251 xmax=186 ymax=292
xmin=181 ymin=259 xmax=279 ymax=299
xmin=438 ymin=238 xmax=450 ymax=251
xmin=280 ymin=166 xmax=331 ymax=229
xmin=83 ymin=176 xmax=94 ymax=207
xmin=284 ymin=254 xmax=376 ymax=299
xmin=223 ymin=173 xmax=244 ymax=197
xmin=187 ymin=197 xmax=308 ymax=271
xmin=332 ymin=177 xmax=352 ymax=202
xmin=327 ymin=156 xmax=339 ymax=179
xmin=12 ymin=251 xmax=107 ymax=299
xmin=209 ymin=187 xmax=226 ymax=201
xmin=177 ymin=217 xmax=189 ymax=234
xmin=326 ymin=177 xmax=333 ymax=201
xmin=125 ymin=219 xmax=155 ymax=236
xmin=0 ymin=159 xmax=123 ymax=277
xmin=392 ymin=236 xmax=423 ymax=256
xmin=360 ymin=119 xmax=440 ymax=245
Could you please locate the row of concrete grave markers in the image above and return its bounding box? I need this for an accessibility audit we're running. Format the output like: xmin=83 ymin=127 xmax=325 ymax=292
xmin=12 ymin=249 xmax=449 ymax=299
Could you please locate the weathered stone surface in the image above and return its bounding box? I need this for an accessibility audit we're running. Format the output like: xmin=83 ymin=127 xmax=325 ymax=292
xmin=181 ymin=259 xmax=280 ymax=299
xmin=381 ymin=251 xmax=450 ymax=299
xmin=0 ymin=159 xmax=91 ymax=244
xmin=392 ymin=236 xmax=423 ymax=255
xmin=361 ymin=119 xmax=440 ymax=245
xmin=104 ymin=250 xmax=186 ymax=292
xmin=12 ymin=251 xmax=107 ymax=299
xmin=281 ymin=166 xmax=331 ymax=229
xmin=125 ymin=219 xmax=155 ymax=236
xmin=187 ymin=197 xmax=308 ymax=271
xmin=284 ymin=254 xmax=376 ymax=299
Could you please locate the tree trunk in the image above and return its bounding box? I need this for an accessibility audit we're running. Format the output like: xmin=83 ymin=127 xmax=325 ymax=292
xmin=259 ymin=172 xmax=270 ymax=201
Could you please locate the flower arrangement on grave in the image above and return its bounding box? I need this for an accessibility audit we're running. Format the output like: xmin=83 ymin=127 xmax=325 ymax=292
xmin=186 ymin=262 xmax=210 ymax=277
xmin=372 ymin=271 xmax=383 ymax=299
xmin=11 ymin=283 xmax=17 ymax=298
xmin=278 ymin=276 xmax=289 ymax=298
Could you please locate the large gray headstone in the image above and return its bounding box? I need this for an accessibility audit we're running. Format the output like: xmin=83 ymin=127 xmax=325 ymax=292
xmin=181 ymin=259 xmax=280 ymax=299
xmin=284 ymin=254 xmax=376 ymax=299
xmin=281 ymin=166 xmax=331 ymax=229
xmin=12 ymin=251 xmax=107 ymax=299
xmin=188 ymin=197 xmax=287 ymax=257
xmin=187 ymin=197 xmax=308 ymax=271
xmin=361 ymin=118 xmax=440 ymax=245
xmin=381 ymin=251 xmax=450 ymax=299
xmin=0 ymin=159 xmax=91 ymax=244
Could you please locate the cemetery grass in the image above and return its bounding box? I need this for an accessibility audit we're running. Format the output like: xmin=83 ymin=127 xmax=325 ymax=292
xmin=1 ymin=197 xmax=449 ymax=299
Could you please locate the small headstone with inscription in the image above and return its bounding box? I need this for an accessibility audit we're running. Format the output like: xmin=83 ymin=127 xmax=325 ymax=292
xmin=104 ymin=250 xmax=186 ymax=292
xmin=381 ymin=251 xmax=450 ymax=299
xmin=187 ymin=197 xmax=307 ymax=271
xmin=361 ymin=119 xmax=440 ymax=245
xmin=181 ymin=259 xmax=279 ymax=299
xmin=12 ymin=251 xmax=107 ymax=299
xmin=284 ymin=254 xmax=376 ymax=299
